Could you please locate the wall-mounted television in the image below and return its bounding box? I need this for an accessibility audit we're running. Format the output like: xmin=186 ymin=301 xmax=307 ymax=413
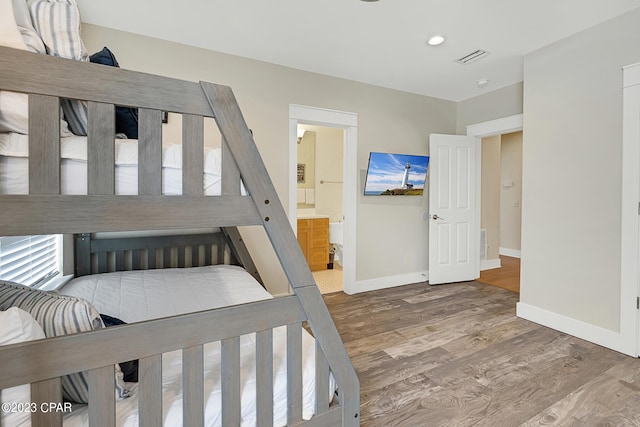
xmin=364 ymin=152 xmax=429 ymax=196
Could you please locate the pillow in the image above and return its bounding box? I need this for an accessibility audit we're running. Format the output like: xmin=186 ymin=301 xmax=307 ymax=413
xmin=0 ymin=0 xmax=72 ymax=136
xmin=28 ymin=0 xmax=89 ymax=136
xmin=100 ymin=314 xmax=139 ymax=382
xmin=12 ymin=0 xmax=45 ymax=54
xmin=90 ymin=47 xmax=139 ymax=139
xmin=0 ymin=280 xmax=130 ymax=403
xmin=0 ymin=307 xmax=45 ymax=427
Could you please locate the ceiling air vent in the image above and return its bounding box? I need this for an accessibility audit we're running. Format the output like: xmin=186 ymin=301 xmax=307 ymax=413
xmin=455 ymin=49 xmax=489 ymax=65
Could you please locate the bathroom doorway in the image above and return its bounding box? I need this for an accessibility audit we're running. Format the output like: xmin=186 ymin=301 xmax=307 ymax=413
xmin=289 ymin=104 xmax=357 ymax=294
xmin=296 ymin=124 xmax=345 ymax=294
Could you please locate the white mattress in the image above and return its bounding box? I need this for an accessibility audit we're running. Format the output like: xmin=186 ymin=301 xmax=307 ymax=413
xmin=58 ymin=265 xmax=332 ymax=426
xmin=0 ymin=132 xmax=227 ymax=195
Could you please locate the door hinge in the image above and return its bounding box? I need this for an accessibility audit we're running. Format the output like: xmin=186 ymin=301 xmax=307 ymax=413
xmin=637 ymin=296 xmax=639 ymax=309
xmin=638 ymin=202 xmax=640 ymax=215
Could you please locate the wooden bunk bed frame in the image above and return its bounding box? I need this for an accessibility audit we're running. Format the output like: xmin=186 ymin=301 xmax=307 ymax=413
xmin=0 ymin=46 xmax=359 ymax=426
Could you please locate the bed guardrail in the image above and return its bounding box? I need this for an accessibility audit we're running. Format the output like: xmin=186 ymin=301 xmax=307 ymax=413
xmin=0 ymin=296 xmax=342 ymax=426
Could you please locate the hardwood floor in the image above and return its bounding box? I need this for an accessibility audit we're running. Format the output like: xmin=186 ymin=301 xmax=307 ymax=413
xmin=478 ymin=255 xmax=521 ymax=293
xmin=322 ymin=281 xmax=637 ymax=426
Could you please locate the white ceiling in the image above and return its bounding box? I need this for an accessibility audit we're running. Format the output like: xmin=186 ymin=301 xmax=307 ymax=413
xmin=76 ymin=0 xmax=640 ymax=102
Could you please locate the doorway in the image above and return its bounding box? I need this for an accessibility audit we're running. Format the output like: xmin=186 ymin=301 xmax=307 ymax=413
xmin=477 ymin=131 xmax=523 ymax=293
xmin=288 ymin=105 xmax=357 ymax=294
xmin=296 ymin=124 xmax=345 ymax=294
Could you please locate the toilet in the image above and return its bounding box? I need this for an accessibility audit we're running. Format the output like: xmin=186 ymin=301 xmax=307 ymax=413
xmin=329 ymin=222 xmax=343 ymax=266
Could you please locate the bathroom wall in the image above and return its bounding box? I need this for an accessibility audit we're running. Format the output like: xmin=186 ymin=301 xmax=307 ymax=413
xmin=312 ymin=126 xmax=344 ymax=223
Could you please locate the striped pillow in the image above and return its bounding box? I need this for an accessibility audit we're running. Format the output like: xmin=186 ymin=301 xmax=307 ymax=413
xmin=0 ymin=280 xmax=130 ymax=403
xmin=28 ymin=0 xmax=89 ymax=136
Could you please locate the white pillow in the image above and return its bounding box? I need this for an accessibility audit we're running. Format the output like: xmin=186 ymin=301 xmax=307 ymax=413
xmin=0 ymin=0 xmax=72 ymax=136
xmin=0 ymin=307 xmax=46 ymax=427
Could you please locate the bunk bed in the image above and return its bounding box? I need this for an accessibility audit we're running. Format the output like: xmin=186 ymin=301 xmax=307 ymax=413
xmin=0 ymin=45 xmax=360 ymax=426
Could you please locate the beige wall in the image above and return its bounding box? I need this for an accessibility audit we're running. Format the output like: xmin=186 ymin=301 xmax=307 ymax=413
xmin=456 ymin=82 xmax=523 ymax=133
xmin=521 ymin=8 xmax=640 ymax=331
xmin=81 ymin=24 xmax=457 ymax=293
xmin=500 ymin=132 xmax=522 ymax=253
xmin=481 ymin=135 xmax=501 ymax=261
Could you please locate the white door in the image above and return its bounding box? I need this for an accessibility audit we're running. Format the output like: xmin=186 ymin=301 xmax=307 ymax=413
xmin=428 ymin=134 xmax=479 ymax=285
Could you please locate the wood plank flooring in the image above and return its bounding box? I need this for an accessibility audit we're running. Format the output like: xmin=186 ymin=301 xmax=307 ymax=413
xmin=321 ymin=281 xmax=637 ymax=426
xmin=478 ymin=256 xmax=520 ymax=293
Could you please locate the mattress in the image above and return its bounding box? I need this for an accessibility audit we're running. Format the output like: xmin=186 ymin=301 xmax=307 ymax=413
xmin=58 ymin=265 xmax=333 ymax=426
xmin=0 ymin=132 xmax=228 ymax=195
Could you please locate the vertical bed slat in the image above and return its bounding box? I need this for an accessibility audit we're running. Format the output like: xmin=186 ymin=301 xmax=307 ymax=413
xmin=256 ymin=329 xmax=274 ymax=427
xmin=178 ymin=247 xmax=186 ymax=267
xmin=132 ymin=249 xmax=141 ymax=270
xmin=216 ymin=242 xmax=225 ymax=265
xmin=87 ymin=101 xmax=115 ymax=195
xmin=115 ymin=250 xmax=125 ymax=271
xmin=163 ymin=247 xmax=172 ymax=268
xmin=97 ymin=252 xmax=108 ymax=274
xmin=28 ymin=94 xmax=60 ymax=194
xmin=148 ymin=247 xmax=157 ymax=269
xmin=139 ymin=355 xmax=162 ymax=427
xmin=30 ymin=378 xmax=62 ymax=427
xmin=221 ymin=137 xmax=241 ymax=195
xmin=138 ymin=108 xmax=162 ymax=195
xmin=88 ymin=365 xmax=116 ymax=426
xmin=182 ymin=345 xmax=204 ymax=427
xmin=221 ymin=336 xmax=241 ymax=425
xmin=182 ymin=114 xmax=204 ymax=196
xmin=287 ymin=323 xmax=303 ymax=424
xmin=191 ymin=245 xmax=199 ymax=266
xmin=315 ymin=340 xmax=331 ymax=414
xmin=204 ymin=244 xmax=212 ymax=265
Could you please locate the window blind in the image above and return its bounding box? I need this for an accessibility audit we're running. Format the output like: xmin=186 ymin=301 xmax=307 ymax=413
xmin=0 ymin=235 xmax=61 ymax=287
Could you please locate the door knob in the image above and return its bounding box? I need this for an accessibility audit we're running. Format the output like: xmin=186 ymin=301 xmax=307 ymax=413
xmin=432 ymin=214 xmax=445 ymax=220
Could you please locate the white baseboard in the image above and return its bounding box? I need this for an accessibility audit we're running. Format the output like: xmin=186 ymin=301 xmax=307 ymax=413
xmin=499 ymin=247 xmax=521 ymax=258
xmin=481 ymin=258 xmax=501 ymax=271
xmin=350 ymin=271 xmax=428 ymax=294
xmin=516 ymin=302 xmax=635 ymax=356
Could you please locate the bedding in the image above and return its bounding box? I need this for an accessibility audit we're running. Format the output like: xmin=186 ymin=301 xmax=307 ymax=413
xmin=0 ymin=307 xmax=45 ymax=427
xmin=0 ymin=132 xmax=228 ymax=195
xmin=58 ymin=265 xmax=335 ymax=426
xmin=0 ymin=280 xmax=130 ymax=404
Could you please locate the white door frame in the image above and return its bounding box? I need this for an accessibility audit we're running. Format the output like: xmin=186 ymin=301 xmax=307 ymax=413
xmin=621 ymin=62 xmax=640 ymax=357
xmin=289 ymin=104 xmax=358 ymax=294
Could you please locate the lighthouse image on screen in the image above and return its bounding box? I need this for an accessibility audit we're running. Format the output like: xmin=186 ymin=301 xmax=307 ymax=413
xmin=364 ymin=152 xmax=430 ymax=196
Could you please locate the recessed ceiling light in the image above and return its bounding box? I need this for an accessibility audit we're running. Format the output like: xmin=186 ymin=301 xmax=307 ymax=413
xmin=427 ymin=35 xmax=445 ymax=46
xmin=477 ymin=78 xmax=489 ymax=88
